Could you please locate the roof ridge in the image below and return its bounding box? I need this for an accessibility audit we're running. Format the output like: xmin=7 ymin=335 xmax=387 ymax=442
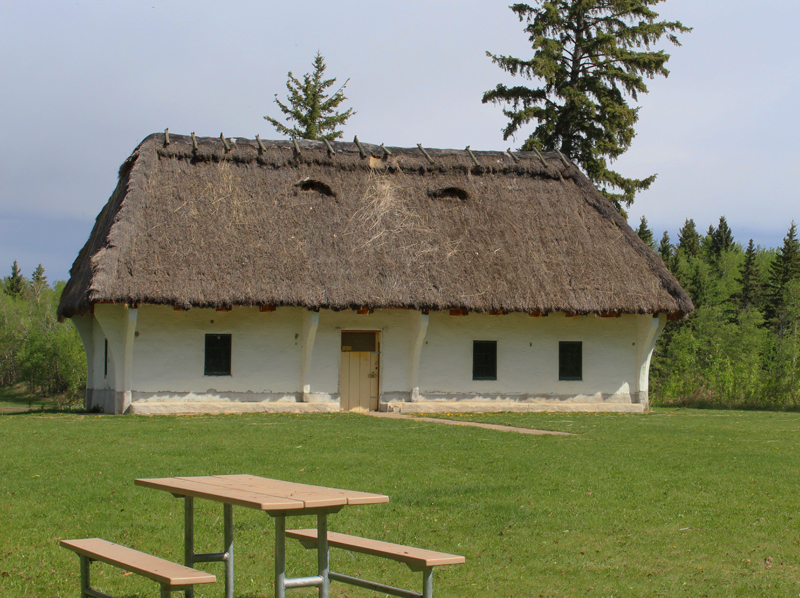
xmin=143 ymin=132 xmax=568 ymax=163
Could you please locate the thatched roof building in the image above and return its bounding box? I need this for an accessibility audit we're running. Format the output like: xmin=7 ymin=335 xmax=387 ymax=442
xmin=58 ymin=133 xmax=692 ymax=319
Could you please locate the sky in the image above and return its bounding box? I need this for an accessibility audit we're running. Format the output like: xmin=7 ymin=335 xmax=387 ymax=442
xmin=0 ymin=1 xmax=798 ymax=283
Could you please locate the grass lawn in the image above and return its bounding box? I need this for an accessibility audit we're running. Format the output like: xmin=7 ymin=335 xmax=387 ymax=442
xmin=1 ymin=409 xmax=798 ymax=598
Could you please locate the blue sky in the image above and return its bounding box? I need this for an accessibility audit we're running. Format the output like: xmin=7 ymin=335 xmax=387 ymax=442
xmin=1 ymin=1 xmax=797 ymax=283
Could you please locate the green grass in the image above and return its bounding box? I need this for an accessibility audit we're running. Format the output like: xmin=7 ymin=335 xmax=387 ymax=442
xmin=1 ymin=410 xmax=798 ymax=597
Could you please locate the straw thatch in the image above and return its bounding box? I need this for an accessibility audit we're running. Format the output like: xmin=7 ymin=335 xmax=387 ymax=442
xmin=58 ymin=133 xmax=693 ymax=319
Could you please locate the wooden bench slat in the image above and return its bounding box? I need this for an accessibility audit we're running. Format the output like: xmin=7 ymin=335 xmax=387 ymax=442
xmin=285 ymin=529 xmax=465 ymax=568
xmin=60 ymin=539 xmax=216 ymax=587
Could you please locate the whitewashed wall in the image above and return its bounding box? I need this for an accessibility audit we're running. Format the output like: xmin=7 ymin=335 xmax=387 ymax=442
xmin=77 ymin=305 xmax=663 ymax=413
xmin=419 ymin=311 xmax=641 ymax=400
xmin=132 ymin=305 xmax=303 ymax=397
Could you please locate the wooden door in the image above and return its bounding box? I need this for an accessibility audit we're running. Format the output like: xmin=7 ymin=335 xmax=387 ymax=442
xmin=340 ymin=332 xmax=379 ymax=412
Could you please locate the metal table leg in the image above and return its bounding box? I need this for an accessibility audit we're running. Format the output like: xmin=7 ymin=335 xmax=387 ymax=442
xmin=317 ymin=512 xmax=329 ymax=598
xmin=275 ymin=514 xmax=286 ymax=598
xmin=184 ymin=496 xmax=194 ymax=598
xmin=223 ymin=503 xmax=234 ymax=598
xmin=184 ymin=496 xmax=234 ymax=598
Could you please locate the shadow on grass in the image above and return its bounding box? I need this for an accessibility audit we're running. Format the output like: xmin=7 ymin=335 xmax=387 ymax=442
xmin=0 ymin=383 xmax=86 ymax=413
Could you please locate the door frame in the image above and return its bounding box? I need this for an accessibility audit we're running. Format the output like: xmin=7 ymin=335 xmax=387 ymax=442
xmin=339 ymin=330 xmax=381 ymax=412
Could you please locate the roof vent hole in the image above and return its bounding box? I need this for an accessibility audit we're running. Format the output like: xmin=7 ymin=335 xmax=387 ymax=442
xmin=297 ymin=179 xmax=336 ymax=197
xmin=429 ymin=187 xmax=469 ymax=201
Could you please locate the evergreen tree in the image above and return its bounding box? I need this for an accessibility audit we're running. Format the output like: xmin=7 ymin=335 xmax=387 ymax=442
xmin=677 ymin=219 xmax=701 ymax=259
xmin=265 ymin=52 xmax=355 ymax=141
xmin=5 ymin=261 xmax=24 ymax=298
xmin=765 ymin=221 xmax=800 ymax=323
xmin=636 ymin=215 xmax=655 ymax=249
xmin=734 ymin=239 xmax=760 ymax=311
xmin=702 ymin=224 xmax=716 ymax=263
xmin=30 ymin=264 xmax=48 ymax=303
xmin=483 ymin=1 xmax=690 ymax=212
xmin=711 ymin=216 xmax=734 ymax=257
xmin=658 ymin=230 xmax=676 ymax=272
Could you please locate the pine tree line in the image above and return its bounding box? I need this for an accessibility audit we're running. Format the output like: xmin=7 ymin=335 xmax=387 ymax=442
xmin=1 ymin=263 xmax=86 ymax=404
xmin=636 ymin=217 xmax=800 ymax=408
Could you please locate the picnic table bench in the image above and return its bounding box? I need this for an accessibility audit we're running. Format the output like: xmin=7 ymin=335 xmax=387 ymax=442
xmin=60 ymin=538 xmax=216 ymax=598
xmin=287 ymin=529 xmax=464 ymax=598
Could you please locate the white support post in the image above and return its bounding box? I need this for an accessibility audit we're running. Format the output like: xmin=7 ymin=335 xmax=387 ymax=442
xmin=301 ymin=310 xmax=320 ymax=402
xmin=409 ymin=311 xmax=429 ymax=402
xmin=94 ymin=304 xmax=138 ymax=414
xmin=636 ymin=313 xmax=666 ymax=408
xmin=70 ymin=315 xmax=95 ymax=411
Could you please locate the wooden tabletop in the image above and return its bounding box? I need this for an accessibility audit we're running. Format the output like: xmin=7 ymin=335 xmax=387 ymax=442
xmin=135 ymin=475 xmax=389 ymax=511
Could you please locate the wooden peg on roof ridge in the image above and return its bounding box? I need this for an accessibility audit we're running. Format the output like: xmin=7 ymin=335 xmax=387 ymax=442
xmin=465 ymin=146 xmax=480 ymax=167
xmin=164 ymin=128 xmax=170 ymax=145
xmin=324 ymin=138 xmax=336 ymax=156
xmin=354 ymin=135 xmax=367 ymax=159
xmin=220 ymin=133 xmax=230 ymax=152
xmin=417 ymin=144 xmax=435 ymax=164
xmin=556 ymin=149 xmax=571 ymax=168
xmin=506 ymin=148 xmax=519 ymax=163
xmin=380 ymin=143 xmax=392 ymax=157
xmin=256 ymin=134 xmax=267 ymax=152
xmin=191 ymin=132 xmax=198 ymax=151
xmin=292 ymin=137 xmax=301 ymax=155
xmin=533 ymin=147 xmax=548 ymax=168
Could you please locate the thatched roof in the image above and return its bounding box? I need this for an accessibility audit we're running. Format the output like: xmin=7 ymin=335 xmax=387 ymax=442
xmin=58 ymin=133 xmax=693 ymax=319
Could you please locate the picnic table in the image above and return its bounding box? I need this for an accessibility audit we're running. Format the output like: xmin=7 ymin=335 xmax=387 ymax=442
xmin=135 ymin=474 xmax=389 ymax=598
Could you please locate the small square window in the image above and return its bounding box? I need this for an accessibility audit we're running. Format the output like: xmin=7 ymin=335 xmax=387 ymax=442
xmin=559 ymin=341 xmax=582 ymax=380
xmin=205 ymin=334 xmax=232 ymax=376
xmin=473 ymin=341 xmax=497 ymax=380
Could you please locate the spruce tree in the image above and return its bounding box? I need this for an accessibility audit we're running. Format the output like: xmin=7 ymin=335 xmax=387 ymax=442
xmin=30 ymin=264 xmax=48 ymax=302
xmin=711 ymin=216 xmax=734 ymax=258
xmin=636 ymin=216 xmax=655 ymax=249
xmin=658 ymin=230 xmax=676 ymax=272
xmin=5 ymin=261 xmax=24 ymax=298
xmin=265 ymin=52 xmax=355 ymax=141
xmin=734 ymin=239 xmax=760 ymax=311
xmin=677 ymin=219 xmax=701 ymax=259
xmin=483 ymin=1 xmax=690 ymax=212
xmin=765 ymin=221 xmax=800 ymax=323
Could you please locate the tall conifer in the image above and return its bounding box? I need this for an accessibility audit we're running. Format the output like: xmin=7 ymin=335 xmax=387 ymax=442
xmin=735 ymin=239 xmax=760 ymax=311
xmin=265 ymin=52 xmax=355 ymax=141
xmin=711 ymin=216 xmax=734 ymax=257
xmin=677 ymin=219 xmax=701 ymax=259
xmin=658 ymin=231 xmax=676 ymax=272
xmin=5 ymin=261 xmax=24 ymax=298
xmin=30 ymin=264 xmax=48 ymax=303
xmin=483 ymin=1 xmax=690 ymax=212
xmin=765 ymin=221 xmax=800 ymax=323
xmin=636 ymin=216 xmax=655 ymax=249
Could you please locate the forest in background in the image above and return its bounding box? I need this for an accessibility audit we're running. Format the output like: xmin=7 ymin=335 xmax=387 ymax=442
xmin=1 ymin=217 xmax=799 ymax=411
xmin=0 ymin=263 xmax=85 ymax=407
xmin=641 ymin=217 xmax=800 ymax=409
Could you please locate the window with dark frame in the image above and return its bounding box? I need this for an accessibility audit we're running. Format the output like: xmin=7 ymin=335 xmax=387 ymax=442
xmin=104 ymin=339 xmax=108 ymax=378
xmin=473 ymin=341 xmax=497 ymax=380
xmin=205 ymin=334 xmax=232 ymax=376
xmin=559 ymin=341 xmax=582 ymax=381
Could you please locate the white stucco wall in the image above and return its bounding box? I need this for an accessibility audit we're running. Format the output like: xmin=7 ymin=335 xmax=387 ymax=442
xmin=417 ymin=311 xmax=643 ymax=401
xmin=131 ymin=305 xmax=303 ymax=396
xmin=75 ymin=305 xmax=663 ymax=412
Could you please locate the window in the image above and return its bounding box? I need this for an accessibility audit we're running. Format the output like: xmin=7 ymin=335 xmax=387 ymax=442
xmin=341 ymin=331 xmax=377 ymax=352
xmin=559 ymin=341 xmax=582 ymax=380
xmin=205 ymin=334 xmax=232 ymax=376
xmin=473 ymin=341 xmax=497 ymax=380
xmin=104 ymin=339 xmax=108 ymax=378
